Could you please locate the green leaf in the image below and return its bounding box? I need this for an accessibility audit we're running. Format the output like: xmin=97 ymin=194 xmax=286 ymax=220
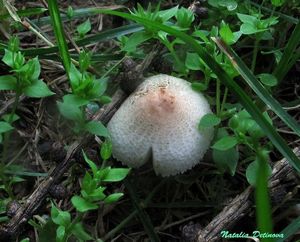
xmin=220 ymin=21 xmax=235 ymax=45
xmin=27 ymin=57 xmax=41 ymax=81
xmin=176 ymin=7 xmax=194 ymax=28
xmin=199 ymin=113 xmax=220 ymax=129
xmin=185 ymin=52 xmax=202 ymax=70
xmin=23 ymin=80 xmax=55 ymax=97
xmin=191 ymin=82 xmax=207 ymax=92
xmin=95 ymin=167 xmax=110 ymax=181
xmin=77 ymin=19 xmax=91 ymax=37
xmin=51 ymin=203 xmax=71 ymax=227
xmin=57 ymin=101 xmax=84 ymax=122
xmin=82 ymin=151 xmax=98 ymax=176
xmin=122 ymin=31 xmax=152 ymax=52
xmin=56 ymin=225 xmax=65 ymax=242
xmin=99 ymin=95 xmax=112 ymax=104
xmin=257 ymin=73 xmax=278 ymax=87
xmin=71 ymin=195 xmax=98 ymax=212
xmin=240 ymin=23 xmax=260 ymax=35
xmin=2 ymin=49 xmax=14 ymax=68
xmin=212 ymin=128 xmax=239 ymax=175
xmin=0 ymin=121 xmax=14 ymax=133
xmin=2 ymin=113 xmax=19 ymax=123
xmin=213 ymin=147 xmax=239 ymax=176
xmin=0 ymin=75 xmax=17 ymax=91
xmin=66 ymin=6 xmax=74 ymax=19
xmin=20 ymin=238 xmax=30 ymax=242
xmin=93 ymin=77 xmax=108 ymax=97
xmin=246 ymin=159 xmax=272 ymax=186
xmin=104 ymin=193 xmax=124 ymax=204
xmin=71 ymin=223 xmax=93 ymax=241
xmin=81 ymin=172 xmax=97 ymax=195
xmin=79 ymin=50 xmax=91 ymax=72
xmin=159 ymin=5 xmax=178 ymax=22
xmin=62 ymin=94 xmax=89 ymax=107
xmin=100 ymin=139 xmax=112 ymax=160
xmin=102 ymin=168 xmax=130 ymax=182
xmin=69 ymin=63 xmax=81 ymax=90
xmin=237 ymin=13 xmax=257 ymax=24
xmin=88 ymin=186 xmax=106 ymax=201
xmin=84 ymin=120 xmax=110 ymax=137
xmin=212 ymin=136 xmax=238 ymax=151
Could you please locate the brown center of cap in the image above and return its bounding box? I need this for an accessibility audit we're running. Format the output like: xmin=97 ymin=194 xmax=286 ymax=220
xmin=147 ymin=87 xmax=176 ymax=113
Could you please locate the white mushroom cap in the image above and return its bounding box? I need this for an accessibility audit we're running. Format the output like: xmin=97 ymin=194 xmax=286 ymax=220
xmin=107 ymin=74 xmax=214 ymax=176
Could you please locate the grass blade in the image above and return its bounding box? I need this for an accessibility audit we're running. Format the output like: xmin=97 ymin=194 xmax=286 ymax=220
xmin=0 ymin=7 xmax=48 ymax=20
xmin=43 ymin=53 xmax=124 ymax=62
xmin=0 ymin=24 xmax=143 ymax=57
xmin=273 ymin=21 xmax=300 ymax=82
xmin=255 ymin=151 xmax=273 ymax=242
xmin=47 ymin=0 xmax=71 ymax=73
xmin=213 ymin=38 xmax=300 ymax=138
xmin=96 ymin=10 xmax=300 ymax=173
xmin=75 ymin=24 xmax=143 ymax=46
xmin=33 ymin=6 xmax=125 ymax=27
xmin=277 ymin=216 xmax=300 ymax=242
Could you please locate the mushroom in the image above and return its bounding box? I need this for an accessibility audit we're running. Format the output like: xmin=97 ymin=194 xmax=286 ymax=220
xmin=107 ymin=74 xmax=214 ymax=176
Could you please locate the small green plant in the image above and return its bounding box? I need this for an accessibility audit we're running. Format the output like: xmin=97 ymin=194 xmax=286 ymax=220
xmin=36 ymin=142 xmax=130 ymax=242
xmin=236 ymin=11 xmax=279 ymax=72
xmin=0 ymin=36 xmax=54 ymax=198
xmin=57 ymin=50 xmax=110 ymax=137
xmin=205 ymin=108 xmax=273 ymax=178
xmin=0 ymin=37 xmax=54 ymax=98
xmin=121 ymin=4 xmax=197 ymax=73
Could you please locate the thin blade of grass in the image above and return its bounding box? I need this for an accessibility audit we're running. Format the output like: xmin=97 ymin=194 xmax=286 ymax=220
xmin=212 ymin=38 xmax=300 ymax=137
xmin=0 ymin=24 xmax=143 ymax=57
xmin=273 ymin=21 xmax=300 ymax=82
xmin=47 ymin=0 xmax=71 ymax=73
xmin=75 ymin=24 xmax=143 ymax=46
xmin=277 ymin=216 xmax=300 ymax=242
xmin=255 ymin=151 xmax=273 ymax=242
xmin=4 ymin=170 xmax=48 ymax=177
xmin=33 ymin=6 xmax=125 ymax=26
xmin=96 ymin=10 xmax=300 ymax=173
xmin=43 ymin=53 xmax=124 ymax=62
xmin=0 ymin=7 xmax=48 ymax=20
